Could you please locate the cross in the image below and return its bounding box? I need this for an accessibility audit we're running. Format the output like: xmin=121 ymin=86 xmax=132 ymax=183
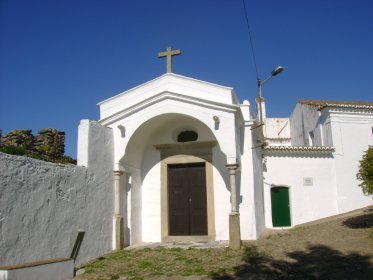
xmin=158 ymin=47 xmax=181 ymax=73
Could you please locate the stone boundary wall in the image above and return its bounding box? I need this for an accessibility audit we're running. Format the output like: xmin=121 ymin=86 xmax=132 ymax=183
xmin=1 ymin=129 xmax=66 ymax=160
xmin=0 ymin=121 xmax=114 ymax=266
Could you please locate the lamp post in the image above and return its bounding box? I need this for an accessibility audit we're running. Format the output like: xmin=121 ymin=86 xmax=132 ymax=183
xmin=257 ymin=66 xmax=284 ymax=124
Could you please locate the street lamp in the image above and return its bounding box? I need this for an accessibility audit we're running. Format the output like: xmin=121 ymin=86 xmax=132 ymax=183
xmin=257 ymin=66 xmax=285 ymax=124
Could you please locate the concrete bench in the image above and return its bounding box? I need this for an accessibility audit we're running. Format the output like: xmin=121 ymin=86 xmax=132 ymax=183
xmin=0 ymin=258 xmax=74 ymax=280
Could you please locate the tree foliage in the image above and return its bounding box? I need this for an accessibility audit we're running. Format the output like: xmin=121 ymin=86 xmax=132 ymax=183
xmin=356 ymin=146 xmax=373 ymax=195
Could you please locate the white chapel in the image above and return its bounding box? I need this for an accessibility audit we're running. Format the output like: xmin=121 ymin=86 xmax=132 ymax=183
xmin=77 ymin=49 xmax=373 ymax=250
xmin=3 ymin=49 xmax=373 ymax=270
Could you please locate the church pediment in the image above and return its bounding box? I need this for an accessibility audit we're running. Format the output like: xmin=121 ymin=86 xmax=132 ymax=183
xmin=98 ymin=73 xmax=239 ymax=124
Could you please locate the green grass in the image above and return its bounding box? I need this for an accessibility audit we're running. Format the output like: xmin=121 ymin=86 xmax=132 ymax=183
xmin=85 ymin=261 xmax=107 ymax=274
xmin=80 ymin=246 xmax=249 ymax=279
xmin=242 ymin=244 xmax=262 ymax=258
xmin=77 ymin=209 xmax=373 ymax=280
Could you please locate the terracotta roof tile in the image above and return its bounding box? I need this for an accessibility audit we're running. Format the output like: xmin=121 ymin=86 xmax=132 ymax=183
xmin=264 ymin=146 xmax=335 ymax=152
xmin=298 ymin=99 xmax=373 ymax=110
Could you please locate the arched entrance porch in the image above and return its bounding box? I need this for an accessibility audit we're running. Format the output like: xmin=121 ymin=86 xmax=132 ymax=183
xmin=119 ymin=113 xmax=230 ymax=245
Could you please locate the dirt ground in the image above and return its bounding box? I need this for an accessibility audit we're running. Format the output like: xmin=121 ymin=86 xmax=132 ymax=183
xmin=257 ymin=205 xmax=373 ymax=257
xmin=230 ymin=205 xmax=373 ymax=279
xmin=75 ymin=206 xmax=373 ymax=280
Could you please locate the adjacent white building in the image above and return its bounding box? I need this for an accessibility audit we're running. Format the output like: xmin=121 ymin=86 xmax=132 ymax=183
xmin=78 ymin=73 xmax=373 ymax=249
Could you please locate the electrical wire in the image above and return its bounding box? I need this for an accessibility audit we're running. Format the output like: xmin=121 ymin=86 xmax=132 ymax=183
xmin=242 ymin=0 xmax=260 ymax=80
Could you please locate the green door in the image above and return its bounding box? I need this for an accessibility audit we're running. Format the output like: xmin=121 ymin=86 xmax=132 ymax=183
xmin=271 ymin=187 xmax=291 ymax=227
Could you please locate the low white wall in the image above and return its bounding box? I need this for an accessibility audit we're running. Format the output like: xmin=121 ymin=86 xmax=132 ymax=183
xmin=263 ymin=152 xmax=338 ymax=228
xmin=0 ymin=258 xmax=73 ymax=280
xmin=0 ymin=120 xmax=114 ymax=266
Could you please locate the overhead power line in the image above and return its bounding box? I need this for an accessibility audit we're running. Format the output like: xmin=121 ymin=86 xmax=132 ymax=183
xmin=241 ymin=0 xmax=260 ymax=80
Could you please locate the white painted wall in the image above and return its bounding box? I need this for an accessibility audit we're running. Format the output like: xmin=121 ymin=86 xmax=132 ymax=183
xmin=239 ymin=128 xmax=265 ymax=240
xmin=141 ymin=149 xmax=161 ymax=243
xmin=212 ymin=148 xmax=231 ymax=241
xmin=263 ymin=152 xmax=338 ymax=228
xmin=290 ymin=104 xmax=322 ymax=146
xmin=265 ymin=118 xmax=290 ymax=138
xmin=252 ymin=141 xmax=266 ymax=237
xmin=328 ymin=110 xmax=373 ymax=212
xmin=237 ymin=102 xmax=266 ymax=240
xmin=0 ymin=120 xmax=114 ymax=266
xmin=289 ymin=103 xmax=373 ymax=214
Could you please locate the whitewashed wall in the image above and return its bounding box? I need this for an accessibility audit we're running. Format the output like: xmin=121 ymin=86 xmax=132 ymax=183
xmin=0 ymin=120 xmax=114 ymax=266
xmin=265 ymin=118 xmax=290 ymax=139
xmin=238 ymin=101 xmax=266 ymax=240
xmin=263 ymin=152 xmax=338 ymax=228
xmin=328 ymin=110 xmax=373 ymax=212
xmin=290 ymin=104 xmax=323 ymax=146
xmin=289 ymin=104 xmax=373 ymax=214
xmin=211 ymin=154 xmax=231 ymax=241
xmin=252 ymin=141 xmax=266 ymax=237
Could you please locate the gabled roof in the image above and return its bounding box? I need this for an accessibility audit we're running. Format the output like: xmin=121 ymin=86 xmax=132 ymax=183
xmin=98 ymin=73 xmax=236 ymax=106
xmin=98 ymin=73 xmax=240 ymax=124
xmin=298 ymin=99 xmax=373 ymax=110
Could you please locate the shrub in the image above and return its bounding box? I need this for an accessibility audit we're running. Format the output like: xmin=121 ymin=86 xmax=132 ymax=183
xmin=356 ymin=146 xmax=373 ymax=195
xmin=0 ymin=145 xmax=27 ymax=156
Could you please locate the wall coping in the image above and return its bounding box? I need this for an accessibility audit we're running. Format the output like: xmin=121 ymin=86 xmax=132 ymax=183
xmin=0 ymin=258 xmax=72 ymax=270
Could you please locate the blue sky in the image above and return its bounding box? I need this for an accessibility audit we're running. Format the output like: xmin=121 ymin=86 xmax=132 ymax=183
xmin=1 ymin=0 xmax=372 ymax=157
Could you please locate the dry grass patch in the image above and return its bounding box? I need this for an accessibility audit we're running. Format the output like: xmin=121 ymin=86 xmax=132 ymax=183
xmin=76 ymin=246 xmax=253 ymax=280
xmin=75 ymin=207 xmax=373 ymax=280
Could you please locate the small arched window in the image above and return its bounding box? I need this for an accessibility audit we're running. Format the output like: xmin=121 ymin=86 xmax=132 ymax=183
xmin=177 ymin=131 xmax=198 ymax=142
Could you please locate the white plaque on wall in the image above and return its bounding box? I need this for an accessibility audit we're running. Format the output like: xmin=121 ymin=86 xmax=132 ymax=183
xmin=303 ymin=177 xmax=313 ymax=186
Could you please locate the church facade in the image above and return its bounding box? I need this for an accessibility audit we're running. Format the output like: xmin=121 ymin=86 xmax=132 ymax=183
xmin=78 ymin=72 xmax=372 ymax=250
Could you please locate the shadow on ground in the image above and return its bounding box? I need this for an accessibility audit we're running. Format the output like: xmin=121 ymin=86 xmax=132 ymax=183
xmin=212 ymin=244 xmax=373 ymax=280
xmin=342 ymin=210 xmax=373 ymax=229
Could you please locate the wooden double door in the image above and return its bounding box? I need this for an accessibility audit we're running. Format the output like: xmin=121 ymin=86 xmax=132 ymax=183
xmin=168 ymin=163 xmax=208 ymax=236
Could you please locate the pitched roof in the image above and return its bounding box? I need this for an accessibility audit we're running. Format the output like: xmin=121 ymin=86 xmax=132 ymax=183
xmin=298 ymin=99 xmax=373 ymax=110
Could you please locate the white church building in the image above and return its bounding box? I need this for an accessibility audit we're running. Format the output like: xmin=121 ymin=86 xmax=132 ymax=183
xmin=77 ymin=66 xmax=372 ymax=250
xmin=3 ymin=50 xmax=373 ymax=271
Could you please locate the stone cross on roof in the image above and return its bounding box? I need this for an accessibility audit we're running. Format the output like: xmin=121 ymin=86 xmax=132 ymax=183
xmin=158 ymin=47 xmax=181 ymax=73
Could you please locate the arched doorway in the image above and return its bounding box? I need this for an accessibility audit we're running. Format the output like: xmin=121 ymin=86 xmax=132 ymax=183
xmin=121 ymin=113 xmax=222 ymax=243
xmin=271 ymin=186 xmax=291 ymax=227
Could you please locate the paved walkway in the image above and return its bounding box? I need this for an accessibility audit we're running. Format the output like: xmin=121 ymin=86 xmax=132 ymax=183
xmin=124 ymin=240 xmax=229 ymax=250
